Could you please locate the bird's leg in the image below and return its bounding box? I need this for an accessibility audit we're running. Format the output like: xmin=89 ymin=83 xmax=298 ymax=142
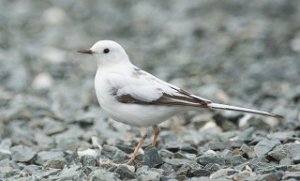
xmin=127 ymin=131 xmax=148 ymax=164
xmin=152 ymin=125 xmax=160 ymax=146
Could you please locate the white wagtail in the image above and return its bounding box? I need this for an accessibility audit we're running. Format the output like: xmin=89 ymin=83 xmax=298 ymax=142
xmin=78 ymin=40 xmax=283 ymax=164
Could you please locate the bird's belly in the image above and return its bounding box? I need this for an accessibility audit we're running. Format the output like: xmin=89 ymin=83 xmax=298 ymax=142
xmin=100 ymin=98 xmax=178 ymax=127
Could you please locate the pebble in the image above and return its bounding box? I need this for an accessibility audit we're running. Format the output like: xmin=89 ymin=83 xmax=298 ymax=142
xmin=43 ymin=158 xmax=67 ymax=169
xmin=0 ymin=139 xmax=12 ymax=160
xmin=115 ymin=164 xmax=136 ymax=179
xmin=11 ymin=145 xmax=37 ymax=162
xmin=254 ymin=138 xmax=281 ymax=158
xmin=197 ymin=150 xmax=225 ymax=166
xmin=81 ymin=155 xmax=97 ymax=167
xmin=268 ymin=144 xmax=289 ymax=161
xmin=35 ymin=151 xmax=64 ymax=165
xmin=209 ymin=168 xmax=238 ymax=179
xmin=136 ymin=166 xmax=162 ymax=181
xmin=89 ymin=169 xmax=121 ymax=181
xmin=143 ymin=146 xmax=164 ymax=168
xmin=290 ymin=144 xmax=300 ymax=164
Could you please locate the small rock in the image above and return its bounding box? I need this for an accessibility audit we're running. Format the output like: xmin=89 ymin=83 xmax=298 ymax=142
xmin=164 ymin=158 xmax=193 ymax=166
xmin=32 ymin=72 xmax=53 ymax=90
xmin=24 ymin=165 xmax=60 ymax=180
xmin=89 ymin=169 xmax=120 ymax=181
xmin=77 ymin=149 xmax=99 ymax=158
xmin=160 ymin=163 xmax=176 ymax=179
xmin=0 ymin=139 xmax=12 ymax=160
xmin=177 ymin=161 xmax=203 ymax=177
xmin=159 ymin=149 xmax=174 ymax=158
xmin=263 ymin=171 xmax=284 ymax=181
xmin=11 ymin=145 xmax=36 ymax=162
xmin=197 ymin=150 xmax=225 ymax=166
xmin=143 ymin=147 xmax=164 ymax=168
xmin=268 ymin=144 xmax=289 ymax=161
xmin=231 ymin=155 xmax=247 ymax=166
xmin=254 ymin=138 xmax=281 ymax=157
xmin=35 ymin=151 xmax=64 ymax=165
xmin=290 ymin=144 xmax=300 ymax=164
xmin=102 ymin=144 xmax=129 ymax=162
xmin=49 ymin=166 xmax=82 ymax=180
xmin=238 ymin=127 xmax=255 ymax=142
xmin=99 ymin=158 xmax=118 ymax=169
xmin=190 ymin=169 xmax=210 ymax=177
xmin=116 ymin=145 xmax=134 ymax=154
xmin=81 ymin=155 xmax=97 ymax=167
xmin=164 ymin=142 xmax=180 ymax=153
xmin=270 ymin=131 xmax=298 ymax=141
xmin=208 ymin=141 xmax=227 ymax=150
xmin=136 ymin=166 xmax=162 ymax=181
xmin=180 ymin=144 xmax=198 ymax=154
xmin=283 ymin=171 xmax=300 ymax=180
xmin=115 ymin=164 xmax=136 ymax=179
xmin=210 ymin=168 xmax=238 ymax=179
xmin=204 ymin=163 xmax=221 ymax=173
xmin=240 ymin=144 xmax=256 ymax=158
xmin=43 ymin=158 xmax=67 ymax=169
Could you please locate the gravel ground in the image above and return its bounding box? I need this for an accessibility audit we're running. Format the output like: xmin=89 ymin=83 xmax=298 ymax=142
xmin=1 ymin=0 xmax=300 ymax=180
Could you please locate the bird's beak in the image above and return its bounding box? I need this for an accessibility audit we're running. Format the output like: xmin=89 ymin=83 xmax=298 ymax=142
xmin=77 ymin=49 xmax=94 ymax=55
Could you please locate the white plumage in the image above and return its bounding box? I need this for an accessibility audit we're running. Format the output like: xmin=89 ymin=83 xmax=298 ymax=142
xmin=78 ymin=40 xmax=282 ymax=164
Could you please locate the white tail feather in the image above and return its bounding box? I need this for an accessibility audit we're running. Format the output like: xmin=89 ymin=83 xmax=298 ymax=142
xmin=208 ymin=102 xmax=283 ymax=118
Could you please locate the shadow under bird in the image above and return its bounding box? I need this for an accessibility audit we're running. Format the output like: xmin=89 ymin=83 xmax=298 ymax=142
xmin=78 ymin=40 xmax=283 ymax=164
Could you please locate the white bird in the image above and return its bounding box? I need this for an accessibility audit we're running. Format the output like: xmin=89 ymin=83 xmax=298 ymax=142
xmin=78 ymin=40 xmax=283 ymax=164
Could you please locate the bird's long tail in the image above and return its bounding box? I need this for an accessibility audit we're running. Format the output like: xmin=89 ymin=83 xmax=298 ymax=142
xmin=207 ymin=102 xmax=283 ymax=118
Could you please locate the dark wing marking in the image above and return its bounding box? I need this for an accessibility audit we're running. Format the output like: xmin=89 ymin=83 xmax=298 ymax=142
xmin=169 ymin=87 xmax=212 ymax=105
xmin=116 ymin=88 xmax=210 ymax=108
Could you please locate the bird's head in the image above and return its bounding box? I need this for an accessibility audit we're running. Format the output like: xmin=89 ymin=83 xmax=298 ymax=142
xmin=78 ymin=40 xmax=130 ymax=66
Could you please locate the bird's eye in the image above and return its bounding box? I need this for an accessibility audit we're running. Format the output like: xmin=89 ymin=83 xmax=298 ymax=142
xmin=103 ymin=48 xmax=110 ymax=54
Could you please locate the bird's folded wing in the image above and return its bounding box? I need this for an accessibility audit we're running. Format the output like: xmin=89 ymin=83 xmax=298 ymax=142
xmin=108 ymin=72 xmax=211 ymax=107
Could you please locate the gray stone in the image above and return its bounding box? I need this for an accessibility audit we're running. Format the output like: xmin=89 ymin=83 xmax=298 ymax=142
xmin=177 ymin=161 xmax=203 ymax=177
xmin=102 ymin=144 xmax=129 ymax=162
xmin=190 ymin=169 xmax=210 ymax=177
xmin=197 ymin=150 xmax=225 ymax=166
xmin=238 ymin=127 xmax=255 ymax=142
xmin=143 ymin=147 xmax=164 ymax=168
xmin=0 ymin=139 xmax=12 ymax=160
xmin=210 ymin=168 xmax=238 ymax=179
xmin=24 ymin=165 xmax=61 ymax=180
xmin=160 ymin=163 xmax=176 ymax=179
xmin=270 ymin=131 xmax=298 ymax=141
xmin=89 ymin=169 xmax=120 ymax=180
xmin=164 ymin=142 xmax=180 ymax=153
xmin=231 ymin=155 xmax=247 ymax=166
xmin=208 ymin=141 xmax=227 ymax=151
xmin=268 ymin=144 xmax=289 ymax=161
xmin=136 ymin=166 xmax=162 ymax=181
xmin=81 ymin=155 xmax=97 ymax=167
xmin=0 ymin=166 xmax=19 ymax=179
xmin=290 ymin=144 xmax=300 ymax=164
xmin=283 ymin=171 xmax=300 ymax=180
xmin=35 ymin=151 xmax=65 ymax=165
xmin=115 ymin=164 xmax=136 ymax=179
xmin=164 ymin=158 xmax=194 ymax=166
xmin=254 ymin=138 xmax=281 ymax=157
xmin=49 ymin=166 xmax=83 ymax=180
xmin=263 ymin=171 xmax=284 ymax=181
xmin=240 ymin=144 xmax=256 ymax=158
xmin=204 ymin=163 xmax=221 ymax=173
xmin=43 ymin=158 xmax=67 ymax=169
xmin=180 ymin=144 xmax=198 ymax=154
xmin=11 ymin=145 xmax=36 ymax=162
